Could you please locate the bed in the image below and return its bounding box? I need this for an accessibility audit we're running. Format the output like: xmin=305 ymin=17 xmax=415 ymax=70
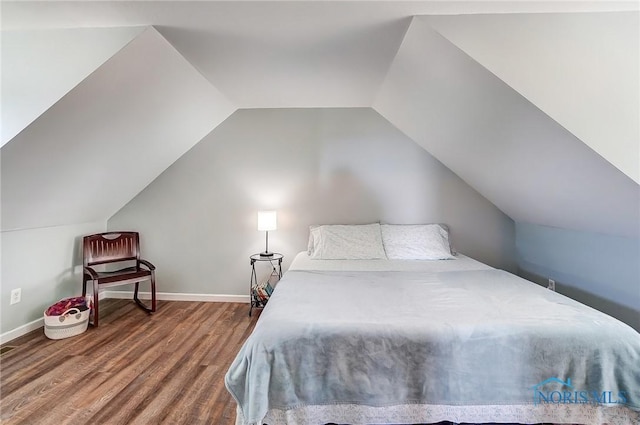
xmin=225 ymin=224 xmax=640 ymax=425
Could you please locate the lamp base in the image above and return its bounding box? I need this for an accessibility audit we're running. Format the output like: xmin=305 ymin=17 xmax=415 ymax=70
xmin=260 ymin=251 xmax=274 ymax=257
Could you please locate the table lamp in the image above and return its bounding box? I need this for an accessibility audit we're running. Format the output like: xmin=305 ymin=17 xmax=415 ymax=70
xmin=258 ymin=210 xmax=277 ymax=257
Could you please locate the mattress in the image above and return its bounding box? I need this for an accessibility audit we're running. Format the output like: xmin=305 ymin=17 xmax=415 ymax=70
xmin=226 ymin=253 xmax=640 ymax=425
xmin=289 ymin=251 xmax=494 ymax=272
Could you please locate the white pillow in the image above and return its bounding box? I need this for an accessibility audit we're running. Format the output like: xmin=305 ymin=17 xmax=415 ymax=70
xmin=307 ymin=225 xmax=320 ymax=255
xmin=309 ymin=224 xmax=387 ymax=260
xmin=381 ymin=224 xmax=454 ymax=260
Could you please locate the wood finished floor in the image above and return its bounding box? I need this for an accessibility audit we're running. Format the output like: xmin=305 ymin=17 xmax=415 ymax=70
xmin=0 ymin=299 xmax=259 ymax=425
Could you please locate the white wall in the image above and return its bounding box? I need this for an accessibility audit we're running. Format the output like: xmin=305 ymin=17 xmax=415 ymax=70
xmin=1 ymin=26 xmax=235 ymax=231
xmin=374 ymin=17 xmax=639 ymax=239
xmin=426 ymin=12 xmax=640 ymax=183
xmin=1 ymin=27 xmax=144 ymax=146
xmin=108 ymin=108 xmax=516 ymax=297
xmin=0 ymin=221 xmax=105 ymax=337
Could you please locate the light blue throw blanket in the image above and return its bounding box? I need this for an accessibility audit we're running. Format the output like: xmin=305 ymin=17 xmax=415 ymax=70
xmin=225 ymin=269 xmax=640 ymax=424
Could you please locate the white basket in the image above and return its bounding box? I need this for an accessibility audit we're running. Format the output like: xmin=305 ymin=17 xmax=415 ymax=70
xmin=44 ymin=307 xmax=90 ymax=340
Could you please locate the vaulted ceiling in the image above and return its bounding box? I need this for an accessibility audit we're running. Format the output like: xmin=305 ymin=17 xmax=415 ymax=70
xmin=2 ymin=1 xmax=638 ymax=237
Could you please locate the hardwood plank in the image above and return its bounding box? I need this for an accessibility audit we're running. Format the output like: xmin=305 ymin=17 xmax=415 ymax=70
xmin=86 ymin=306 xmax=232 ymax=424
xmin=0 ymin=299 xmax=258 ymax=425
xmin=171 ymin=306 xmax=250 ymax=425
xmin=127 ymin=305 xmax=241 ymax=425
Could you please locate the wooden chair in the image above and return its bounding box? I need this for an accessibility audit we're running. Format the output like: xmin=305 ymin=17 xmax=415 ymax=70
xmin=82 ymin=232 xmax=156 ymax=326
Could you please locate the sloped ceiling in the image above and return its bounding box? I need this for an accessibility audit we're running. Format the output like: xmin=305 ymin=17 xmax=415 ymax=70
xmin=1 ymin=26 xmax=144 ymax=146
xmin=1 ymin=27 xmax=235 ymax=230
xmin=373 ymin=17 xmax=639 ymax=238
xmin=3 ymin=1 xmax=635 ymax=109
xmin=1 ymin=1 xmax=638 ymax=238
xmin=425 ymin=12 xmax=640 ymax=183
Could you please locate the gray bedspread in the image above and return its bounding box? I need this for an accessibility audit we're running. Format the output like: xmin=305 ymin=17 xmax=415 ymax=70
xmin=225 ymin=269 xmax=640 ymax=424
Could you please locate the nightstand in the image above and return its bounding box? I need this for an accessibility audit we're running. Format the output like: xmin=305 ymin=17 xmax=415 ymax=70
xmin=249 ymin=253 xmax=283 ymax=316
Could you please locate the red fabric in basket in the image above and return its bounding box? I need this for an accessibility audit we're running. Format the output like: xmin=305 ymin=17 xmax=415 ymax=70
xmin=45 ymin=297 xmax=88 ymax=316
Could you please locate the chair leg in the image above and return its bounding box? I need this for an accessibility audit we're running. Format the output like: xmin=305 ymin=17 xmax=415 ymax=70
xmin=82 ymin=275 xmax=87 ymax=297
xmin=134 ymin=281 xmax=140 ymax=306
xmin=133 ymin=278 xmax=156 ymax=314
xmin=93 ymin=280 xmax=99 ymax=327
xmin=151 ymin=271 xmax=156 ymax=312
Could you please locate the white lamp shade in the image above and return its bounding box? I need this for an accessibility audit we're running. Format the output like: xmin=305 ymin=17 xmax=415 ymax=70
xmin=257 ymin=211 xmax=277 ymax=231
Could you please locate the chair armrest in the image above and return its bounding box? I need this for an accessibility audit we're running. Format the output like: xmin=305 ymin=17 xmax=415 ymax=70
xmin=138 ymin=259 xmax=156 ymax=271
xmin=83 ymin=266 xmax=99 ymax=279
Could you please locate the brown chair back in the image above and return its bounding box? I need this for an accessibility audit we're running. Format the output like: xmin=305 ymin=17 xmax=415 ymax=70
xmin=83 ymin=232 xmax=140 ymax=267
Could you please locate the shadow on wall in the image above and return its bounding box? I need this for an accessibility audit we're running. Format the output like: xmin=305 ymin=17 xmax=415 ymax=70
xmin=52 ymin=267 xmax=81 ymax=302
xmin=519 ymin=268 xmax=640 ymax=332
xmin=57 ymin=235 xmax=88 ymax=300
xmin=72 ymin=234 xmax=84 ymax=267
xmin=36 ymin=235 xmax=88 ymax=313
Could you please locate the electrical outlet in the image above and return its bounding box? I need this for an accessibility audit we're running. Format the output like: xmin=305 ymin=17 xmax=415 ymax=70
xmin=10 ymin=288 xmax=21 ymax=305
xmin=548 ymin=279 xmax=556 ymax=292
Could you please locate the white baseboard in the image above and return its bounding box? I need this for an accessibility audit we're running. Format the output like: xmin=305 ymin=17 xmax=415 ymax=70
xmin=102 ymin=291 xmax=250 ymax=303
xmin=0 ymin=317 xmax=44 ymax=345
xmin=0 ymin=292 xmax=249 ymax=345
